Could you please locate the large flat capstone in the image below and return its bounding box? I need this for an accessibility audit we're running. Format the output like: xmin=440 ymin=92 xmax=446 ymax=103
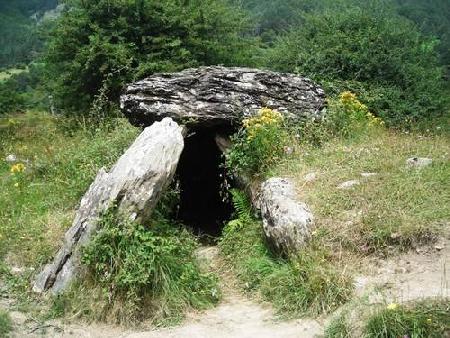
xmin=120 ymin=66 xmax=326 ymax=129
xmin=33 ymin=118 xmax=185 ymax=294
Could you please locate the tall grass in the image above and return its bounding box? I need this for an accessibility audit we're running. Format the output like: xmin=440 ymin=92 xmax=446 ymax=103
xmin=326 ymin=300 xmax=450 ymax=338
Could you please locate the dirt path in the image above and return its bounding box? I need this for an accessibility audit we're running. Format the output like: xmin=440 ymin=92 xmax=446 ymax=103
xmin=4 ymin=241 xmax=449 ymax=338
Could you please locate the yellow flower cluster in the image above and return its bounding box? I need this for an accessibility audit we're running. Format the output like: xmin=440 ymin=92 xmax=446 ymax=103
xmin=366 ymin=111 xmax=385 ymax=126
xmin=340 ymin=91 xmax=369 ymax=112
xmin=386 ymin=303 xmax=398 ymax=311
xmin=243 ymin=108 xmax=284 ymax=140
xmin=340 ymin=91 xmax=384 ymax=126
xmin=10 ymin=163 xmax=26 ymax=174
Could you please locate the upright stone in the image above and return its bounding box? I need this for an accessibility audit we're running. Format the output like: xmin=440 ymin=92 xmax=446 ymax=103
xmin=33 ymin=118 xmax=185 ymax=294
xmin=259 ymin=178 xmax=314 ymax=256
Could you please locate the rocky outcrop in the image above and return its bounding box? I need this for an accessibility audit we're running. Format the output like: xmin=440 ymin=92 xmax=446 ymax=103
xmin=33 ymin=118 xmax=185 ymax=294
xmin=259 ymin=178 xmax=314 ymax=256
xmin=120 ymin=66 xmax=326 ymax=129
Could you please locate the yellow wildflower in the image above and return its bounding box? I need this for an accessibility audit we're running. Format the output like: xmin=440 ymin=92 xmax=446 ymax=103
xmin=14 ymin=182 xmax=19 ymax=188
xmin=427 ymin=318 xmax=432 ymax=324
xmin=386 ymin=303 xmax=398 ymax=311
xmin=340 ymin=91 xmax=357 ymax=103
xmin=10 ymin=163 xmax=26 ymax=174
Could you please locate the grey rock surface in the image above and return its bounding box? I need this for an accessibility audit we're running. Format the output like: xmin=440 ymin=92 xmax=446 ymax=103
xmin=406 ymin=157 xmax=433 ymax=169
xmin=259 ymin=178 xmax=314 ymax=255
xmin=33 ymin=118 xmax=185 ymax=294
xmin=337 ymin=180 xmax=361 ymax=190
xmin=120 ymin=66 xmax=326 ymax=129
xmin=5 ymin=154 xmax=17 ymax=163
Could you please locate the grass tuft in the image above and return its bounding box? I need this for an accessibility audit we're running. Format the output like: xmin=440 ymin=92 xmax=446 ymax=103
xmin=0 ymin=310 xmax=12 ymax=337
xmin=364 ymin=300 xmax=450 ymax=338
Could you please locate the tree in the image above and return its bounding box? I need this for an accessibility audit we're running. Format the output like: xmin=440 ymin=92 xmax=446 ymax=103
xmin=268 ymin=5 xmax=445 ymax=125
xmin=44 ymin=0 xmax=256 ymax=115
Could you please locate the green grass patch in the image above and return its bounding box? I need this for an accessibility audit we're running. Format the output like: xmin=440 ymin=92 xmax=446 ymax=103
xmin=0 ymin=310 xmax=12 ymax=337
xmin=325 ymin=313 xmax=351 ymax=338
xmin=219 ymin=191 xmax=353 ymax=317
xmin=325 ymin=300 xmax=450 ymax=338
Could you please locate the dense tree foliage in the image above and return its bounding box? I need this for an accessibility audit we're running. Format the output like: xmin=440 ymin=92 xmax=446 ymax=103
xmin=43 ymin=0 xmax=255 ymax=115
xmin=268 ymin=6 xmax=445 ymax=124
xmin=396 ymin=0 xmax=450 ymax=72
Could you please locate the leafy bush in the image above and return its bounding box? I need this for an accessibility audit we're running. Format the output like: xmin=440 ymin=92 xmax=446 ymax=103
xmin=79 ymin=207 xmax=220 ymax=324
xmin=226 ymin=108 xmax=290 ymax=177
xmin=269 ymin=6 xmax=445 ymax=125
xmin=220 ymin=190 xmax=353 ymax=317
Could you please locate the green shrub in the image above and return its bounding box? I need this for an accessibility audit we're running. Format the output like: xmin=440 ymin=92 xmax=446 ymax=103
xmin=364 ymin=301 xmax=450 ymax=338
xmin=269 ymin=6 xmax=445 ymax=126
xmin=321 ymin=91 xmax=385 ymax=140
xmin=0 ymin=79 xmax=25 ymax=115
xmin=78 ymin=207 xmax=220 ymax=325
xmin=0 ymin=310 xmax=12 ymax=337
xmin=226 ymin=108 xmax=290 ymax=177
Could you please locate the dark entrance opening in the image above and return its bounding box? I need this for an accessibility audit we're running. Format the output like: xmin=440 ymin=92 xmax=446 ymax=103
xmin=176 ymin=129 xmax=233 ymax=238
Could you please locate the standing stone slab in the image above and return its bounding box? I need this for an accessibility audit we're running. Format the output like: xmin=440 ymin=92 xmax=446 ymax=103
xmin=259 ymin=178 xmax=314 ymax=255
xmin=33 ymin=118 xmax=185 ymax=294
xmin=120 ymin=66 xmax=326 ymax=129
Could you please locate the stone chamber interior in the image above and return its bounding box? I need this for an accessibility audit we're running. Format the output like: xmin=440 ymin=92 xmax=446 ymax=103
xmin=175 ymin=128 xmax=234 ymax=238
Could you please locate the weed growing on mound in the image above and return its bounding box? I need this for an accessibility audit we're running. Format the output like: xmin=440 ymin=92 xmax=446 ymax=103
xmin=53 ymin=206 xmax=220 ymax=326
xmin=295 ymin=91 xmax=385 ymax=146
xmin=220 ymin=190 xmax=353 ymax=317
xmin=326 ymin=300 xmax=450 ymax=338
